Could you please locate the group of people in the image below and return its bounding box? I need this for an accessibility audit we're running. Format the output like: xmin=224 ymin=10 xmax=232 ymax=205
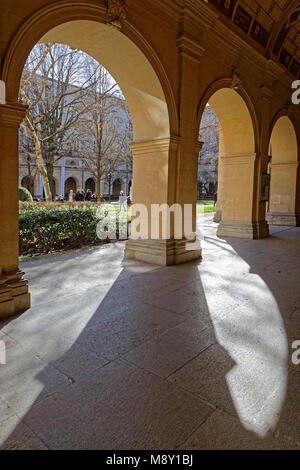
xmin=53 ymin=189 xmax=132 ymax=208
xmin=56 ymin=189 xmax=100 ymax=203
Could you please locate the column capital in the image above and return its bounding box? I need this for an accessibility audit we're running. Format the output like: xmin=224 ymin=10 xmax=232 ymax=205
xmin=0 ymin=102 xmax=27 ymax=128
xmin=220 ymin=152 xmax=257 ymax=165
xmin=270 ymin=162 xmax=299 ymax=169
xmin=129 ymin=136 xmax=180 ymax=155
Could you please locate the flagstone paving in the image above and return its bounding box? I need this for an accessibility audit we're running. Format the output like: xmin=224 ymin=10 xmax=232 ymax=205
xmin=0 ymin=217 xmax=299 ymax=449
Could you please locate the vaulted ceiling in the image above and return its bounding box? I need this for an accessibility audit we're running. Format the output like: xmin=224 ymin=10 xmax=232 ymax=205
xmin=204 ymin=0 xmax=300 ymax=78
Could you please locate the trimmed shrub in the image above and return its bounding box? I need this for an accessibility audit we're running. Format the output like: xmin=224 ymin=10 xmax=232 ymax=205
xmin=19 ymin=201 xmax=101 ymax=212
xmin=19 ymin=187 xmax=33 ymax=202
xmin=19 ymin=207 xmax=130 ymax=255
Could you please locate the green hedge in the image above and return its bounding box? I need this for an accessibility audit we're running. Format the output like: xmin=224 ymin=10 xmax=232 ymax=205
xmin=19 ymin=207 xmax=130 ymax=255
xmin=19 ymin=201 xmax=100 ymax=212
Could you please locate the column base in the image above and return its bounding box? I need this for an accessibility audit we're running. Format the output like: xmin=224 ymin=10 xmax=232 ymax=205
xmin=217 ymin=220 xmax=269 ymax=239
xmin=213 ymin=210 xmax=222 ymax=223
xmin=267 ymin=212 xmax=300 ymax=227
xmin=124 ymin=238 xmax=202 ymax=266
xmin=0 ymin=271 xmax=30 ymax=320
xmin=0 ymin=281 xmax=14 ymax=319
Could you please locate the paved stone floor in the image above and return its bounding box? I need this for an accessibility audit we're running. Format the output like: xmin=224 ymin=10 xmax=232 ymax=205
xmin=0 ymin=216 xmax=299 ymax=450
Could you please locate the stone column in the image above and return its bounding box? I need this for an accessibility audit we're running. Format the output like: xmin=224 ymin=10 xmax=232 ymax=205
xmin=216 ymin=152 xmax=268 ymax=238
xmin=216 ymin=84 xmax=272 ymax=240
xmin=125 ymin=25 xmax=205 ymax=266
xmin=124 ymin=137 xmax=202 ymax=265
xmin=213 ymin=125 xmax=224 ymax=223
xmin=0 ymin=103 xmax=30 ymax=319
xmin=267 ymin=162 xmax=299 ymax=226
xmin=296 ymin=162 xmax=300 ymax=225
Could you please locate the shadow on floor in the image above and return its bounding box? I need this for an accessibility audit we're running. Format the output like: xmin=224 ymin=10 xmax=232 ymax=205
xmin=0 ymin=223 xmax=299 ymax=449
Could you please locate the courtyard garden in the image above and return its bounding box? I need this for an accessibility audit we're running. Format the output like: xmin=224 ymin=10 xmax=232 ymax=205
xmin=19 ymin=199 xmax=216 ymax=257
xmin=19 ymin=201 xmax=131 ymax=257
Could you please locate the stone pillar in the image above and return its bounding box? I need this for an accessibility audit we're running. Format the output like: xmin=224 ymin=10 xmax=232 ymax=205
xmin=267 ymin=162 xmax=299 ymax=226
xmin=296 ymin=163 xmax=300 ymax=225
xmin=217 ymin=152 xmax=269 ymax=239
xmin=39 ymin=173 xmax=44 ymax=197
xmin=125 ymin=25 xmax=205 ymax=266
xmin=213 ymin=125 xmax=224 ymax=223
xmin=124 ymin=137 xmax=202 ymax=265
xmin=61 ymin=165 xmax=65 ymax=196
xmin=0 ymin=103 xmax=30 ymax=319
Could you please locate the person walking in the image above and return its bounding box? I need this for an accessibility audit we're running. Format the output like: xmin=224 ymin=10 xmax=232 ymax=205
xmin=69 ymin=189 xmax=75 ymax=202
xmin=119 ymin=190 xmax=127 ymax=212
xmin=78 ymin=189 xmax=85 ymax=201
xmin=85 ymin=189 xmax=92 ymax=201
xmin=214 ymin=191 xmax=218 ymax=207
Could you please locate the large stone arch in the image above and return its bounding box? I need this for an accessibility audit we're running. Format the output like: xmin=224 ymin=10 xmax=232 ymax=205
xmin=197 ymin=79 xmax=267 ymax=239
xmin=267 ymin=113 xmax=299 ymax=226
xmin=0 ymin=1 xmax=184 ymax=320
xmin=1 ymin=1 xmax=178 ymax=140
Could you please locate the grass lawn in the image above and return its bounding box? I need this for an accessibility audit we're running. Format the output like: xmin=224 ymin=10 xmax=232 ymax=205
xmin=197 ymin=205 xmax=216 ymax=213
xmin=197 ymin=200 xmax=214 ymax=205
xmin=102 ymin=203 xmax=216 ymax=214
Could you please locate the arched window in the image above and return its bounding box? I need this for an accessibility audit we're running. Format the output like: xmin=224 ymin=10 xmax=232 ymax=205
xmin=112 ymin=179 xmax=122 ymax=196
xmin=85 ymin=178 xmax=96 ymax=193
xmin=21 ymin=176 xmax=34 ymax=196
xmin=64 ymin=177 xmax=77 ymax=195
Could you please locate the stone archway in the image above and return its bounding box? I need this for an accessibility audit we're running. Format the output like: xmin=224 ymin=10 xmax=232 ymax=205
xmin=21 ymin=176 xmax=34 ymax=196
xmin=112 ymin=178 xmax=122 ymax=196
xmin=267 ymin=115 xmax=299 ymax=226
xmin=197 ymin=83 xmax=267 ymax=239
xmin=0 ymin=1 xmax=184 ymax=317
xmin=84 ymin=178 xmax=95 ymax=194
xmin=64 ymin=177 xmax=77 ymax=195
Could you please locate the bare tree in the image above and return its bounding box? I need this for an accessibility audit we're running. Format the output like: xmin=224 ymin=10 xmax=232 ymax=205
xmin=76 ymin=70 xmax=133 ymax=200
xmin=19 ymin=43 xmax=116 ymax=201
xmin=101 ymin=110 xmax=132 ymax=199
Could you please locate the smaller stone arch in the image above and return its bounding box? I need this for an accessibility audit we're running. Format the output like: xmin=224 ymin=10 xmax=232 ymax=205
xmin=85 ymin=177 xmax=96 ymax=193
xmin=267 ymin=114 xmax=299 ymax=226
xmin=64 ymin=177 xmax=77 ymax=195
xmin=21 ymin=176 xmax=34 ymax=196
xmin=112 ymin=178 xmax=122 ymax=196
xmin=197 ymin=78 xmax=259 ymax=153
xmin=196 ymin=79 xmax=267 ymax=239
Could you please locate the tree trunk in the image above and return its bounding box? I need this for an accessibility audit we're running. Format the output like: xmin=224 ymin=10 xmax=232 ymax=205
xmin=33 ymin=132 xmax=52 ymax=201
xmin=46 ymin=162 xmax=54 ymax=200
xmin=97 ymin=175 xmax=101 ymax=203
xmin=97 ymin=127 xmax=102 ymax=203
xmin=108 ymin=180 xmax=111 ymax=201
